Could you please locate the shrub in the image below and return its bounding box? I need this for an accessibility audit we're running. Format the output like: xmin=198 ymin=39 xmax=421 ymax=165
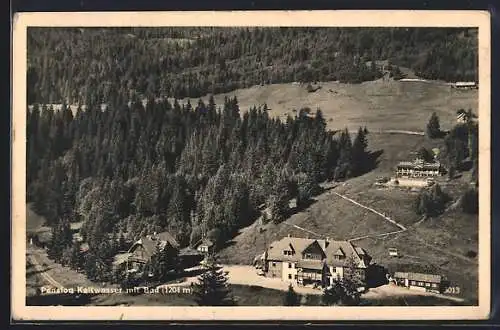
xmin=414 ymin=184 xmax=451 ymax=217
xmin=465 ymin=250 xmax=477 ymax=258
xmin=461 ymin=188 xmax=478 ymax=214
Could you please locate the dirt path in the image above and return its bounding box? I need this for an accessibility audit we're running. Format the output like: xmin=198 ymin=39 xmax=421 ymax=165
xmin=363 ymin=283 xmax=465 ymax=303
xmin=26 ymin=247 xmax=99 ymax=291
xmin=275 ymin=189 xmax=408 ymax=243
xmin=328 ymin=191 xmax=408 ymax=243
xmin=27 ymin=249 xmax=63 ymax=288
xmin=163 ymin=265 xmax=465 ymax=303
xmin=374 ymin=130 xmax=425 ymax=136
xmin=284 ymin=223 xmax=323 ymax=238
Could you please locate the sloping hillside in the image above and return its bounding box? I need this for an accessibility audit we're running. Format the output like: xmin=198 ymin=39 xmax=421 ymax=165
xmin=179 ymin=79 xmax=477 ymax=132
xmin=212 ymin=81 xmax=479 ymax=303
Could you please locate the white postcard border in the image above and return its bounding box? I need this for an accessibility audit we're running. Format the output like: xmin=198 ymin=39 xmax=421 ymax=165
xmin=11 ymin=10 xmax=491 ymax=321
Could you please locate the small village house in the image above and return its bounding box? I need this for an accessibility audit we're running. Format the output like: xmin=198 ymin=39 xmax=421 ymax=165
xmin=456 ymin=111 xmax=468 ymax=124
xmin=393 ymin=271 xmax=443 ymax=293
xmin=456 ymin=109 xmax=478 ymax=124
xmin=113 ymin=231 xmax=205 ymax=277
xmin=125 ymin=231 xmax=180 ymax=276
xmin=194 ymin=238 xmax=215 ymax=255
xmin=261 ymin=235 xmax=371 ymax=288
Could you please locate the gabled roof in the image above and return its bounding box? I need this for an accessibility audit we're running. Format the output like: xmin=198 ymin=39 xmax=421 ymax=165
xmin=195 ymin=238 xmax=214 ymax=248
xmin=333 ymin=248 xmax=346 ymax=256
xmin=397 ymin=160 xmax=440 ymax=170
xmin=324 ymin=240 xmax=365 ymax=268
xmin=113 ymin=252 xmax=132 ymax=266
xmin=179 ymin=246 xmax=203 ymax=256
xmin=355 ymin=247 xmax=367 ymax=255
xmin=266 ymin=236 xmax=326 ymax=262
xmin=128 ymin=231 xmax=179 ymax=261
xmin=266 ymin=236 xmax=369 ymax=268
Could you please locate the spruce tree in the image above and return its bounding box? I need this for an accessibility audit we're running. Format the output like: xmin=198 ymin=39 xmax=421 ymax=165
xmin=283 ymin=284 xmax=300 ymax=306
xmin=461 ymin=188 xmax=478 ymax=214
xmin=417 ymin=147 xmax=435 ymax=163
xmin=350 ymin=127 xmax=368 ymax=176
xmin=427 ymin=112 xmax=441 ymax=138
xmin=150 ymin=243 xmax=180 ymax=282
xmin=322 ymin=281 xmax=343 ymax=306
xmin=334 ymin=128 xmax=352 ymax=180
xmin=193 ymin=254 xmax=235 ymax=306
xmin=47 ymin=218 xmax=73 ymax=262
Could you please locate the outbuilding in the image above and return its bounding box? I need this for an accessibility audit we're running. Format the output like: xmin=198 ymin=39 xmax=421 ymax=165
xmin=393 ymin=271 xmax=443 ymax=293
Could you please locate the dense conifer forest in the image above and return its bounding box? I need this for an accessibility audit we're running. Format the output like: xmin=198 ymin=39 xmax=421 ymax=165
xmin=27 ymin=27 xmax=478 ymax=104
xmin=27 ymin=94 xmax=373 ymax=277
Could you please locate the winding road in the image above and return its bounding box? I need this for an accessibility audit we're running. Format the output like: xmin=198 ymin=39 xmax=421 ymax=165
xmin=27 ymin=249 xmax=63 ymax=288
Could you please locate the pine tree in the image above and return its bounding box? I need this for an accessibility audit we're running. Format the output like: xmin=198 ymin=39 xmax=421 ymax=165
xmin=461 ymin=188 xmax=478 ymax=214
xmin=150 ymin=242 xmax=180 ymax=282
xmin=295 ymin=172 xmax=318 ymax=208
xmin=193 ymin=254 xmax=235 ymax=306
xmin=47 ymin=218 xmax=73 ymax=262
xmin=334 ymin=128 xmax=352 ymax=180
xmin=323 ymin=257 xmax=363 ymax=306
xmin=427 ymin=112 xmax=441 ymax=138
xmin=350 ymin=126 xmax=368 ymax=176
xmin=69 ymin=241 xmax=83 ymax=270
xmin=322 ymin=281 xmax=343 ymax=306
xmin=283 ymin=284 xmax=300 ymax=306
xmin=414 ymin=184 xmax=450 ymax=217
xmin=267 ymin=171 xmax=290 ymax=223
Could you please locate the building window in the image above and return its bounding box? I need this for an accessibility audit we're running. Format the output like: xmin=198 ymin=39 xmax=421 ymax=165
xmin=418 ymin=282 xmax=424 ymax=286
xmin=288 ymin=274 xmax=292 ymax=279
xmin=294 ymin=275 xmax=298 ymax=279
xmin=272 ymin=262 xmax=276 ymax=267
xmin=288 ymin=263 xmax=292 ymax=268
xmin=425 ymin=282 xmax=431 ymax=287
xmin=410 ymin=281 xmax=416 ymax=285
xmin=432 ymin=283 xmax=438 ymax=288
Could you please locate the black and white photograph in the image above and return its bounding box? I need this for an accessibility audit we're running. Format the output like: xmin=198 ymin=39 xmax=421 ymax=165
xmin=11 ymin=11 xmax=491 ymax=321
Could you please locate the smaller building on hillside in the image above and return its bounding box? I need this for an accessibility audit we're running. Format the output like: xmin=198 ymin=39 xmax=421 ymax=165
xmin=194 ymin=238 xmax=215 ymax=255
xmin=456 ymin=109 xmax=478 ymax=124
xmin=395 ymin=158 xmax=441 ymax=179
xmin=179 ymin=247 xmax=205 ymax=269
xmin=393 ymin=271 xmax=443 ymax=293
xmin=452 ymin=81 xmax=478 ymax=89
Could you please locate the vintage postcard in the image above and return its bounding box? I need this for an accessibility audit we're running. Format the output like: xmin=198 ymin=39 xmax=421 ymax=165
xmin=11 ymin=10 xmax=491 ymax=321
